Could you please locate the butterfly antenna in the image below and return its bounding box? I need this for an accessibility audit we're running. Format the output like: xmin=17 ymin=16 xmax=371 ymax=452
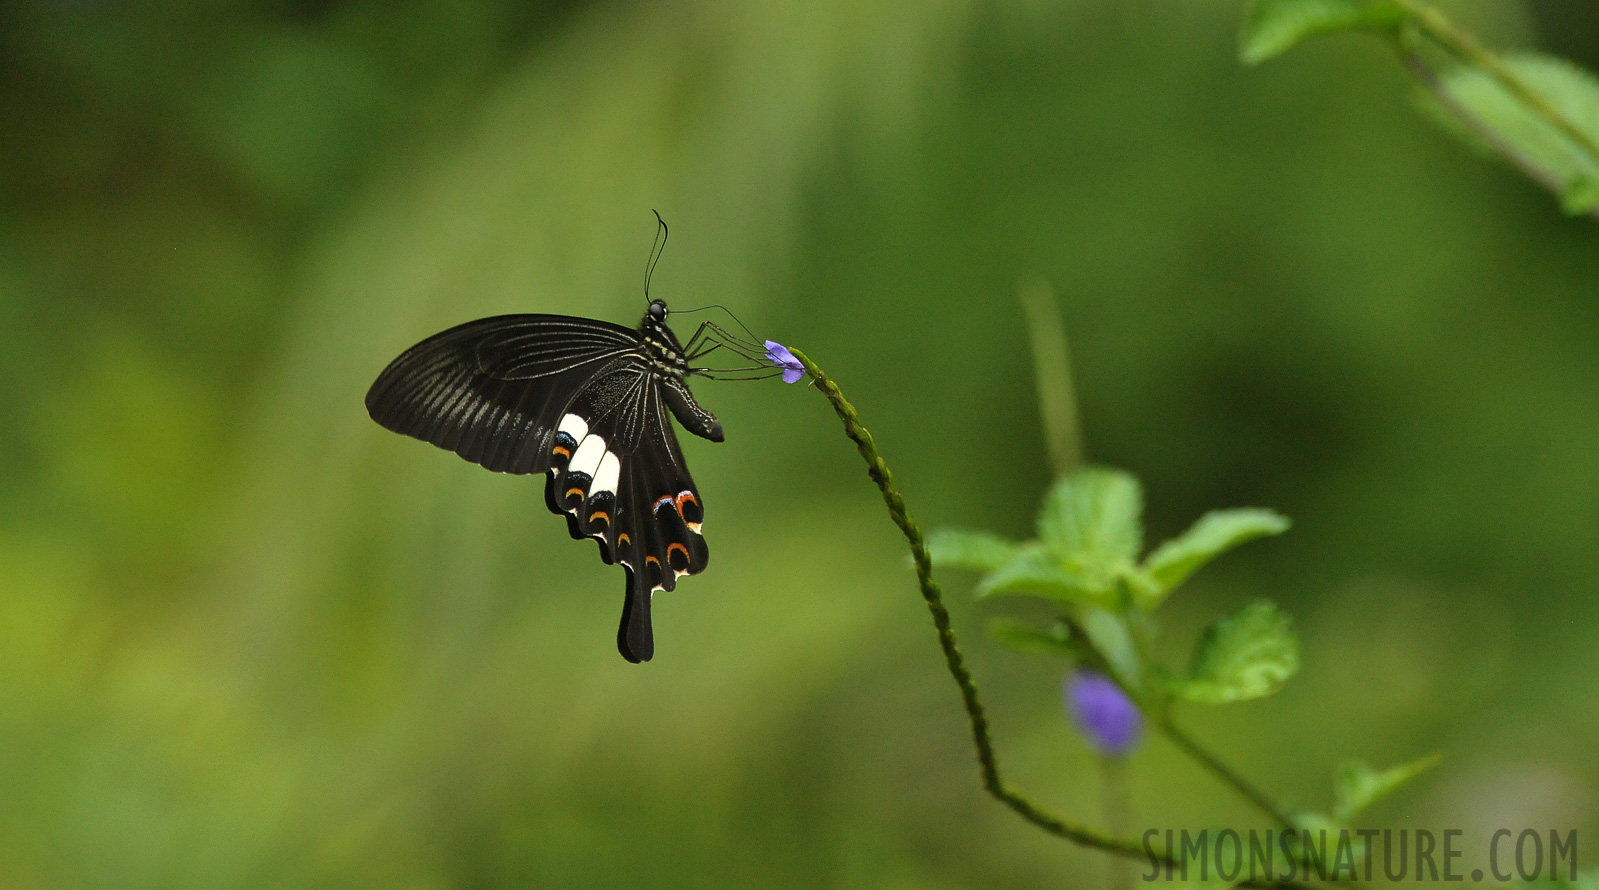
xmin=644 ymin=210 xmax=669 ymax=303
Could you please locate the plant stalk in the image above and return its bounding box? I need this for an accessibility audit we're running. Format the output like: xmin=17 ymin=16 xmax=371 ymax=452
xmin=790 ymin=348 xmax=1321 ymax=890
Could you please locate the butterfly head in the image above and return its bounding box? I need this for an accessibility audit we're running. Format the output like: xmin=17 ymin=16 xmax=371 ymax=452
xmin=638 ymin=300 xmax=690 ymax=378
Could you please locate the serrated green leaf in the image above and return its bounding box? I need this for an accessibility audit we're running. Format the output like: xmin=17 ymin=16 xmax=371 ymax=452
xmin=1438 ymin=53 xmax=1599 ymax=211
xmin=985 ymin=617 xmax=1079 ymax=657
xmin=974 ymin=546 xmax=1086 ymax=602
xmin=1238 ymin=0 xmax=1408 ymax=66
xmin=1036 ymin=467 xmax=1142 ymax=569
xmin=1179 ymin=601 xmax=1299 ymax=704
xmin=1138 ymin=509 xmax=1291 ymax=605
xmin=1333 ymin=753 xmax=1442 ymax=822
xmin=926 ymin=528 xmax=1021 ymax=573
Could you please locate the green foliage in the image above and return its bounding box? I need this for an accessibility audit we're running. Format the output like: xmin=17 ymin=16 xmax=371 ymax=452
xmin=1038 ymin=467 xmax=1143 ymax=571
xmin=932 ymin=470 xmax=1142 ymax=607
xmin=1333 ymin=753 xmax=1442 ymax=822
xmin=1433 ymin=53 xmax=1599 ymax=215
xmin=925 ymin=529 xmax=1021 ymax=573
xmin=976 ymin=544 xmax=1113 ymax=605
xmin=1177 ymin=601 xmax=1299 ymax=704
xmin=1238 ymin=0 xmax=1406 ymax=65
xmin=1135 ymin=509 xmax=1290 ymax=609
xmin=933 ymin=469 xmax=1287 ymax=618
xmin=1239 ymin=0 xmax=1599 ymax=221
xmin=931 ymin=469 xmax=1292 ymax=704
xmin=1081 ymin=606 xmax=1144 ymax=689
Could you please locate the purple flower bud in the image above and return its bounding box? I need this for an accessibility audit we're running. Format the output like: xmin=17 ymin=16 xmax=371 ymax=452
xmin=1064 ymin=670 xmax=1143 ymax=756
xmin=764 ymin=340 xmax=805 ymax=384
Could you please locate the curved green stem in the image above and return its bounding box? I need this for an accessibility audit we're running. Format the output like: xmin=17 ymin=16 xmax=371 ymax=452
xmin=790 ymin=348 xmax=1321 ymax=889
xmin=1161 ymin=720 xmax=1296 ymax=829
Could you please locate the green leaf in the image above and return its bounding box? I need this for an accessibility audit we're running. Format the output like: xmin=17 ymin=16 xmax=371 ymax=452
xmin=1238 ymin=0 xmax=1408 ymax=66
xmin=1333 ymin=753 xmax=1443 ymax=822
xmin=1081 ymin=607 xmax=1143 ymax=690
xmin=926 ymin=528 xmax=1020 ymax=573
xmin=1178 ymin=601 xmax=1299 ymax=704
xmin=1036 ymin=468 xmax=1142 ymax=578
xmin=985 ymin=617 xmax=1079 ymax=657
xmin=1138 ymin=509 xmax=1291 ymax=605
xmin=974 ymin=546 xmax=1088 ymax=602
xmin=1437 ymin=53 xmax=1599 ymax=214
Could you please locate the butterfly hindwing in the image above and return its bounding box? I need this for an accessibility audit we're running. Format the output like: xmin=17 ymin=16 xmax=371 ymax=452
xmin=545 ymin=382 xmax=709 ymax=663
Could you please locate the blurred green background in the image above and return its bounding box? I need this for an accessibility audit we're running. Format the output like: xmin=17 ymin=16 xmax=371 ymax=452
xmin=2 ymin=0 xmax=1597 ymax=886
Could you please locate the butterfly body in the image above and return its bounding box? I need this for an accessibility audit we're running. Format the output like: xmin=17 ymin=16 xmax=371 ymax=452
xmin=366 ymin=299 xmax=719 ymax=663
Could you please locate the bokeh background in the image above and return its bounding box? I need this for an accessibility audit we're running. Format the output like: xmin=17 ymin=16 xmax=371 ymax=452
xmin=3 ymin=0 xmax=1597 ymax=886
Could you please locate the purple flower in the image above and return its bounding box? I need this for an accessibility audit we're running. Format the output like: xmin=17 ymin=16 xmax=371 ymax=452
xmin=765 ymin=340 xmax=805 ymax=384
xmin=1064 ymin=670 xmax=1143 ymax=756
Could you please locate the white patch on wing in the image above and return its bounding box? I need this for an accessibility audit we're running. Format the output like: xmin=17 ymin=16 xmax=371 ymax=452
xmin=557 ymin=413 xmax=588 ymax=441
xmin=569 ymin=433 xmax=606 ymax=479
xmin=592 ymin=452 xmax=621 ymax=498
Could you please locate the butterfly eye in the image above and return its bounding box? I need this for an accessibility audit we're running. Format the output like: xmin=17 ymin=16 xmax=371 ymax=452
xmin=648 ymin=300 xmax=668 ymax=321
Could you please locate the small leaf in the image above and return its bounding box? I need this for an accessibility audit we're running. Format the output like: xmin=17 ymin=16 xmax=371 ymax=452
xmin=926 ymin=528 xmax=1021 ymax=573
xmin=1036 ymin=467 xmax=1142 ymax=569
xmin=1139 ymin=509 xmax=1291 ymax=604
xmin=986 ymin=617 xmax=1079 ymax=657
xmin=975 ymin=547 xmax=1086 ymax=602
xmin=1239 ymin=0 xmax=1408 ymax=65
xmin=1081 ymin=607 xmax=1143 ymax=690
xmin=1437 ymin=53 xmax=1599 ymax=211
xmin=1333 ymin=753 xmax=1443 ymax=822
xmin=1179 ymin=601 xmax=1299 ymax=704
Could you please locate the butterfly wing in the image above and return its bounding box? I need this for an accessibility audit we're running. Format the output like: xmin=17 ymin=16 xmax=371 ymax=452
xmin=365 ymin=314 xmax=639 ymax=475
xmin=545 ymin=372 xmax=709 ymax=663
xmin=369 ymin=314 xmax=714 ymax=663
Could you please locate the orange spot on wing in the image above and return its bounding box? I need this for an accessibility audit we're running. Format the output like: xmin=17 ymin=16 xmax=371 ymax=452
xmin=566 ymin=488 xmax=585 ymax=500
xmin=667 ymin=542 xmax=690 ymax=570
xmin=589 ymin=511 xmax=609 ymax=525
xmin=618 ymin=533 xmax=631 ymax=546
xmin=674 ymin=491 xmax=701 ymax=522
xmin=551 ymin=446 xmax=570 ymax=458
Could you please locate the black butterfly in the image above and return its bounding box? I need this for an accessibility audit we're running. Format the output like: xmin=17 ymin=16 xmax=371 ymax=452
xmin=365 ymin=297 xmax=736 ymax=663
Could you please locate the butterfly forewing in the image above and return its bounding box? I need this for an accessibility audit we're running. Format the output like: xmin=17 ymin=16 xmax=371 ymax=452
xmin=366 ymin=314 xmax=639 ymax=474
xmin=366 ymin=308 xmax=717 ymax=663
